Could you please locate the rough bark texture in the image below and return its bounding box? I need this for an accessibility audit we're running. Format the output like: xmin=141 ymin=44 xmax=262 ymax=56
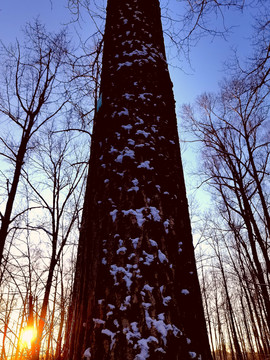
xmin=64 ymin=0 xmax=212 ymax=359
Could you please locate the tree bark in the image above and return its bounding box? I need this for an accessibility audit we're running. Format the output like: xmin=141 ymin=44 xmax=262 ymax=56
xmin=64 ymin=1 xmax=212 ymax=359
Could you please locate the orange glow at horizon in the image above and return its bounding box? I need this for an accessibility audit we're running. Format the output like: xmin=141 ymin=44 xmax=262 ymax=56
xmin=20 ymin=326 xmax=37 ymax=349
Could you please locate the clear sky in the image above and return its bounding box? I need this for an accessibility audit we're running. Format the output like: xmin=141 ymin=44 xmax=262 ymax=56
xmin=0 ymin=0 xmax=253 ymax=106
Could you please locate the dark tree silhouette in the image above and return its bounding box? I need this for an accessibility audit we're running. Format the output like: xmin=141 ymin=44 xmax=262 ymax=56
xmin=64 ymin=0 xmax=212 ymax=359
xmin=0 ymin=22 xmax=70 ymax=269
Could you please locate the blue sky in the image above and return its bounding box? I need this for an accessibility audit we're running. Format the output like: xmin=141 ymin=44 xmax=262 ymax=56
xmin=0 ymin=0 xmax=253 ymax=106
xmin=0 ymin=0 xmax=254 ymax=104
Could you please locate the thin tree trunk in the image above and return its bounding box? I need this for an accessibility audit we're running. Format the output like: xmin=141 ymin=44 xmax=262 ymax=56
xmin=32 ymin=255 xmax=57 ymax=360
xmin=0 ymin=121 xmax=33 ymax=266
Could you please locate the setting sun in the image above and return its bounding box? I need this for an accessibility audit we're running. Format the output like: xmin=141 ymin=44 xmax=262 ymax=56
xmin=20 ymin=327 xmax=37 ymax=349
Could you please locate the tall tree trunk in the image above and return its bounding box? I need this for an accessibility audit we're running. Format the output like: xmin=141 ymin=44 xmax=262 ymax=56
xmin=64 ymin=1 xmax=212 ymax=359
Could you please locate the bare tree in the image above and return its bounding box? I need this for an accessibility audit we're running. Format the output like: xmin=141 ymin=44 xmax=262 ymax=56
xmin=17 ymin=125 xmax=88 ymax=359
xmin=181 ymin=12 xmax=270 ymax=355
xmin=0 ymin=21 xmax=71 ymax=267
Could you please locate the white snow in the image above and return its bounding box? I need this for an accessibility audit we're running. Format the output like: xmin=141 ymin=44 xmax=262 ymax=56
xmin=181 ymin=289 xmax=190 ymax=295
xmin=109 ymin=145 xmax=118 ymax=154
xmin=163 ymin=219 xmax=169 ymax=233
xmin=118 ymin=239 xmax=123 ymax=246
xmin=149 ymin=207 xmax=161 ymax=222
xmin=132 ymin=178 xmax=139 ymax=186
xmin=138 ymin=93 xmax=152 ymax=100
xmin=124 ymin=322 xmax=141 ymax=344
xmin=136 ymin=129 xmax=151 ymax=138
xmin=135 ymin=116 xmax=144 ymax=125
xmin=122 ymin=124 xmax=133 ymax=131
xmin=158 ymin=313 xmax=165 ymax=321
xmin=158 ymin=250 xmax=168 ymax=263
xmin=149 ymin=239 xmax=158 ymax=247
xmin=110 ymin=264 xmax=133 ymax=290
xmin=123 ymin=272 xmax=133 ymax=290
xmin=172 ymin=324 xmax=182 ymax=337
xmin=110 ymin=209 xmax=118 ymax=222
xmin=115 ymin=148 xmax=135 ymax=163
xmin=137 ymin=161 xmax=153 ymax=170
xmin=128 ymin=138 xmax=135 ymax=145
xmin=122 ymin=208 xmax=145 ymax=227
xmin=120 ymin=304 xmax=127 ymax=311
xmin=135 ymin=337 xmax=158 ymax=360
xmin=83 ymin=347 xmax=91 ymax=359
xmin=101 ymin=329 xmax=116 ymax=350
xmin=143 ymin=251 xmax=154 ymax=265
xmin=128 ymin=253 xmax=136 ymax=260
xmin=102 ymin=329 xmax=115 ymax=337
xmin=142 ymin=311 xmax=182 ymax=347
xmin=130 ymin=237 xmax=140 ymax=249
xmin=152 ymin=319 xmax=170 ymax=345
xmin=118 ymin=107 xmax=129 ymax=116
xmin=142 ymin=303 xmax=151 ymax=310
xmin=117 ymin=246 xmax=127 ymax=255
xmin=128 ymin=178 xmax=140 ymax=193
xmin=135 ymin=143 xmax=146 ymax=148
xmin=125 ymin=295 xmax=131 ymax=305
xmin=117 ymin=61 xmax=133 ymax=70
xmin=145 ymin=309 xmax=152 ymax=329
xmin=93 ymin=318 xmax=105 ymax=325
xmin=123 ymin=148 xmax=135 ymax=159
xmin=143 ymin=284 xmax=154 ymax=292
xmin=162 ymin=296 xmax=172 ymax=306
